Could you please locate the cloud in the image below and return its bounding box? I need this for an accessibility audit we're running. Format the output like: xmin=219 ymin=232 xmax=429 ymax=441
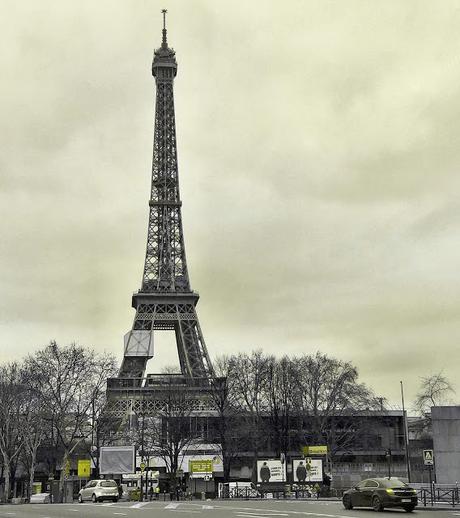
xmin=1 ymin=0 xmax=460 ymax=406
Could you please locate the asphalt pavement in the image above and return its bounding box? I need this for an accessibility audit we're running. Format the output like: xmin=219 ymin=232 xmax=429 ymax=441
xmin=0 ymin=499 xmax=459 ymax=518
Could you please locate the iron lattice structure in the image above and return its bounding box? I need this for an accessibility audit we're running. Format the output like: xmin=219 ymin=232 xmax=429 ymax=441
xmin=117 ymin=18 xmax=214 ymax=387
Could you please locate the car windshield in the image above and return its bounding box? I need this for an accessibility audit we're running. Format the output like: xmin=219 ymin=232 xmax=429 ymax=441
xmin=379 ymin=479 xmax=408 ymax=488
xmin=101 ymin=481 xmax=117 ymax=487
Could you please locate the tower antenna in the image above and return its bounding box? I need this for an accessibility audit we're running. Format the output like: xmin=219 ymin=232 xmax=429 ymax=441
xmin=161 ymin=9 xmax=167 ymax=46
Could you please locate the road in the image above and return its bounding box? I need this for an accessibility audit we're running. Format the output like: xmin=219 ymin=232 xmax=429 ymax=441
xmin=0 ymin=499 xmax=456 ymax=518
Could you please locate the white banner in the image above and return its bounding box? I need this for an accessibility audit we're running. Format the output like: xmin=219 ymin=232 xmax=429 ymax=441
xmin=293 ymin=458 xmax=322 ymax=483
xmin=100 ymin=446 xmax=135 ymax=475
xmin=257 ymin=460 xmax=286 ymax=483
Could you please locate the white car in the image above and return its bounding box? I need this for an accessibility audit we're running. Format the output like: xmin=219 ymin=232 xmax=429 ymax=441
xmin=78 ymin=479 xmax=119 ymax=503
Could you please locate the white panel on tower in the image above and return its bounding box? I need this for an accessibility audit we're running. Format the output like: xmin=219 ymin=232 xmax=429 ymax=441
xmin=124 ymin=330 xmax=154 ymax=357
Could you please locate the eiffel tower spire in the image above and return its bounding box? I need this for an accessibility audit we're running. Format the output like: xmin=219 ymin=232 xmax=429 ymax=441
xmin=118 ymin=13 xmax=214 ymax=380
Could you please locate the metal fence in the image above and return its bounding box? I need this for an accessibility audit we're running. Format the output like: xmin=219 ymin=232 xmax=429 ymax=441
xmin=222 ymin=486 xmax=334 ymax=500
xmin=416 ymin=486 xmax=460 ymax=507
xmin=222 ymin=483 xmax=460 ymax=507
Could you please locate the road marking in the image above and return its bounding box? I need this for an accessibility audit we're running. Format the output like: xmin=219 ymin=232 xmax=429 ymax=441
xmin=236 ymin=514 xmax=289 ymax=517
xmin=169 ymin=511 xmax=200 ymax=514
xmin=165 ymin=503 xmax=180 ymax=509
xmin=113 ymin=514 xmax=127 ymax=516
xmin=131 ymin=502 xmax=150 ymax=508
xmin=187 ymin=503 xmax=359 ymax=518
xmin=203 ymin=504 xmax=214 ymax=509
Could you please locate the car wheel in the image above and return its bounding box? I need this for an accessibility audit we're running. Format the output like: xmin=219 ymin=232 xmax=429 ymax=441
xmin=403 ymin=505 xmax=415 ymax=513
xmin=343 ymin=495 xmax=353 ymax=510
xmin=372 ymin=495 xmax=384 ymax=512
xmin=113 ymin=497 xmax=119 ymax=502
xmin=91 ymin=493 xmax=97 ymax=503
xmin=78 ymin=494 xmax=83 ymax=503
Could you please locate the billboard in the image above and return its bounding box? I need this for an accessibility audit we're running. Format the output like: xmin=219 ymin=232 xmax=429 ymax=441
xmin=100 ymin=446 xmax=135 ymax=475
xmin=293 ymin=458 xmax=322 ymax=483
xmin=257 ymin=460 xmax=286 ymax=483
xmin=189 ymin=459 xmax=213 ymax=474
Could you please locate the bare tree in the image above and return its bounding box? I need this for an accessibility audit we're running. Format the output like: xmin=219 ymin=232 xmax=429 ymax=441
xmin=207 ymin=355 xmax=244 ymax=482
xmin=414 ymin=371 xmax=455 ymax=415
xmin=20 ymin=393 xmax=45 ymax=501
xmin=296 ymin=352 xmax=382 ymax=462
xmin=127 ymin=379 xmax=196 ymax=494
xmin=24 ymin=341 xmax=117 ymax=495
xmin=0 ymin=363 xmax=25 ymax=502
xmin=229 ymin=350 xmax=271 ymax=470
xmin=265 ymin=356 xmax=300 ymax=459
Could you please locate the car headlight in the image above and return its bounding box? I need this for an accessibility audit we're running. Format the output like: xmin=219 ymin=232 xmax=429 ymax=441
xmin=386 ymin=489 xmax=394 ymax=495
xmin=411 ymin=489 xmax=417 ymax=494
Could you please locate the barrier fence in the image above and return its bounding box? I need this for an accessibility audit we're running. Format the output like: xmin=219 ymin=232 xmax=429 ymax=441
xmin=417 ymin=486 xmax=460 ymax=507
xmin=222 ymin=484 xmax=460 ymax=507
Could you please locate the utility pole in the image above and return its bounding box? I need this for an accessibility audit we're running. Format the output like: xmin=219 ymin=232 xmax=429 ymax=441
xmin=400 ymin=381 xmax=411 ymax=482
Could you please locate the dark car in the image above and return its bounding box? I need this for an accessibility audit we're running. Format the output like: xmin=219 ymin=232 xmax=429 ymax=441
xmin=342 ymin=477 xmax=418 ymax=512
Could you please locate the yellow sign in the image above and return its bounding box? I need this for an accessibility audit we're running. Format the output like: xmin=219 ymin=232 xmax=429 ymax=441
xmin=78 ymin=459 xmax=91 ymax=478
xmin=301 ymin=445 xmax=328 ymax=456
xmin=189 ymin=459 xmax=213 ymax=473
xmin=32 ymin=482 xmax=42 ymax=494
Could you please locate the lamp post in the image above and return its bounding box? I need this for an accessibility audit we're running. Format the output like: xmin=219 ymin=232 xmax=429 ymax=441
xmin=386 ymin=449 xmax=392 ymax=479
xmin=400 ymin=381 xmax=411 ymax=482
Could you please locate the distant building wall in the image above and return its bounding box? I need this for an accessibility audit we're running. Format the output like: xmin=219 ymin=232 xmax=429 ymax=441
xmin=432 ymin=406 xmax=460 ymax=484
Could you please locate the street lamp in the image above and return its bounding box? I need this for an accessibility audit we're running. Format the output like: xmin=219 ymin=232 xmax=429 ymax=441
xmin=385 ymin=449 xmax=392 ymax=479
xmin=400 ymin=381 xmax=411 ymax=482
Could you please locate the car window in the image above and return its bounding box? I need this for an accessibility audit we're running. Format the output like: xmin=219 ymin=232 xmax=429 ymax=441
xmin=357 ymin=480 xmax=368 ymax=488
xmin=378 ymin=478 xmax=407 ymax=488
xmin=86 ymin=481 xmax=96 ymax=488
xmin=101 ymin=481 xmax=117 ymax=487
xmin=364 ymin=480 xmax=379 ymax=488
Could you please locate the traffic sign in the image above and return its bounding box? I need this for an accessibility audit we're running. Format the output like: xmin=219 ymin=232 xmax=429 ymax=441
xmin=140 ymin=462 xmax=146 ymax=473
xmin=423 ymin=449 xmax=434 ymax=465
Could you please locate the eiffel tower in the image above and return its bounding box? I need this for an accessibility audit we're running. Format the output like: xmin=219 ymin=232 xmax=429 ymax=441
xmin=107 ymin=12 xmax=216 ymax=417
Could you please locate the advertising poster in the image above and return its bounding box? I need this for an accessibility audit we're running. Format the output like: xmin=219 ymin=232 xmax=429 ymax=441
xmin=257 ymin=459 xmax=286 ymax=483
xmin=293 ymin=458 xmax=323 ymax=483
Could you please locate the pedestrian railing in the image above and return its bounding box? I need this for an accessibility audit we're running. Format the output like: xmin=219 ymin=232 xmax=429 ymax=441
xmin=222 ymin=487 xmax=331 ymax=500
xmin=417 ymin=487 xmax=460 ymax=507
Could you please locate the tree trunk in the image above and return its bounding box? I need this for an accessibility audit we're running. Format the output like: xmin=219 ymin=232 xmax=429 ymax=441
xmin=28 ymin=450 xmax=37 ymax=501
xmin=2 ymin=454 xmax=10 ymax=503
xmin=223 ymin=456 xmax=232 ymax=483
xmin=59 ymin=450 xmax=69 ymax=500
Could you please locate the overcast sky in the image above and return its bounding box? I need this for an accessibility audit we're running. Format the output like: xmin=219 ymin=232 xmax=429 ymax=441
xmin=1 ymin=0 xmax=460 ymax=408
